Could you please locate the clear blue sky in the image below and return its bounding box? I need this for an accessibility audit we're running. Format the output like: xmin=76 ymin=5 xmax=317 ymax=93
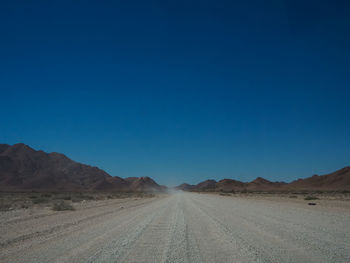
xmin=1 ymin=0 xmax=349 ymax=186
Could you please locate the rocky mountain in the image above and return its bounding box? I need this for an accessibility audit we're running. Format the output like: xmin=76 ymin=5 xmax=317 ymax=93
xmin=182 ymin=177 xmax=284 ymax=192
xmin=246 ymin=177 xmax=286 ymax=191
xmin=0 ymin=143 xmax=162 ymax=192
xmin=175 ymin=183 xmax=195 ymax=191
xmin=125 ymin=176 xmax=164 ymax=192
xmin=215 ymin=179 xmax=246 ymax=192
xmin=288 ymin=166 xmax=350 ymax=191
xmin=176 ymin=166 xmax=350 ymax=192
xmin=195 ymin=179 xmax=217 ymax=190
xmin=174 ymin=180 xmax=217 ymax=192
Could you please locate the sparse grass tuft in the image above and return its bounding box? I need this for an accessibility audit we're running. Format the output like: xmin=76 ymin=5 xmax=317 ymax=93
xmin=32 ymin=197 xmax=49 ymax=204
xmin=304 ymin=196 xmax=319 ymax=200
xmin=0 ymin=191 xmax=157 ymax=211
xmin=52 ymin=201 xmax=75 ymax=211
xmin=0 ymin=203 xmax=11 ymax=211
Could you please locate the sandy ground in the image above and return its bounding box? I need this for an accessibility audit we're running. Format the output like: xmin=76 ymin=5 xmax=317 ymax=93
xmin=0 ymin=192 xmax=350 ymax=263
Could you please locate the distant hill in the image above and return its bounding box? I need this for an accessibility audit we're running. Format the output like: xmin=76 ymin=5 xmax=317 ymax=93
xmin=0 ymin=143 xmax=163 ymax=192
xmin=179 ymin=177 xmax=285 ymax=192
xmin=176 ymin=166 xmax=350 ymax=192
xmin=215 ymin=179 xmax=245 ymax=192
xmin=175 ymin=183 xmax=195 ymax=191
xmin=288 ymin=166 xmax=350 ymax=191
xmin=195 ymin=179 xmax=217 ymax=190
xmin=125 ymin=176 xmax=164 ymax=192
xmin=246 ymin=177 xmax=286 ymax=191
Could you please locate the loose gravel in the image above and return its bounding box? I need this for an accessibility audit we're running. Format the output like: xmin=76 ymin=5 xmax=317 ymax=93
xmin=0 ymin=192 xmax=349 ymax=263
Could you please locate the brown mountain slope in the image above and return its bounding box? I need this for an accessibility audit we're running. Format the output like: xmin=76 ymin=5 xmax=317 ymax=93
xmin=0 ymin=143 xmax=162 ymax=192
xmin=0 ymin=144 xmax=10 ymax=154
xmin=179 ymin=177 xmax=286 ymax=192
xmin=125 ymin=177 xmax=138 ymax=184
xmin=194 ymin=179 xmax=217 ymax=191
xmin=175 ymin=183 xmax=195 ymax=191
xmin=215 ymin=179 xmax=245 ymax=192
xmin=288 ymin=166 xmax=350 ymax=191
xmin=246 ymin=177 xmax=286 ymax=191
xmin=177 ymin=166 xmax=350 ymax=192
xmin=127 ymin=176 xmax=163 ymax=192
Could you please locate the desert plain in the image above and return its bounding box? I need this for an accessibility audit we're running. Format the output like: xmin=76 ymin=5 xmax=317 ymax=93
xmin=1 ymin=191 xmax=350 ymax=263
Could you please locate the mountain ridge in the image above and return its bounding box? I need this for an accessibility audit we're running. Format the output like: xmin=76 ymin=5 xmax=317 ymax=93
xmin=0 ymin=143 xmax=162 ymax=192
xmin=176 ymin=166 xmax=350 ymax=192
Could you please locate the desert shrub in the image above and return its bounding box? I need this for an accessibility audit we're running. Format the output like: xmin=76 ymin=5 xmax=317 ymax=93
xmin=52 ymin=201 xmax=75 ymax=211
xmin=219 ymin=193 xmax=231 ymax=196
xmin=32 ymin=197 xmax=49 ymax=204
xmin=70 ymin=194 xmax=94 ymax=202
xmin=289 ymin=195 xmax=298 ymax=198
xmin=79 ymin=195 xmax=94 ymax=200
xmin=54 ymin=195 xmax=71 ymax=200
xmin=0 ymin=203 xmax=11 ymax=211
xmin=304 ymin=196 xmax=319 ymax=200
xmin=95 ymin=195 xmax=105 ymax=200
xmin=41 ymin=193 xmax=52 ymax=198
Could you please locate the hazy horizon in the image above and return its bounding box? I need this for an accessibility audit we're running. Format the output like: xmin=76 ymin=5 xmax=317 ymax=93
xmin=1 ymin=1 xmax=350 ymax=186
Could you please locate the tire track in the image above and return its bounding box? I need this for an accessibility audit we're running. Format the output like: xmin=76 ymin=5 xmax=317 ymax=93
xmin=1 ymin=192 xmax=350 ymax=263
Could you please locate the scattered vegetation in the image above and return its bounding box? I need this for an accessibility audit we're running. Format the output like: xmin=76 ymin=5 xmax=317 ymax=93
xmin=0 ymin=191 xmax=156 ymax=211
xmin=52 ymin=201 xmax=75 ymax=211
xmin=304 ymin=196 xmax=319 ymax=200
xmin=0 ymin=203 xmax=12 ymax=211
xmin=32 ymin=197 xmax=50 ymax=204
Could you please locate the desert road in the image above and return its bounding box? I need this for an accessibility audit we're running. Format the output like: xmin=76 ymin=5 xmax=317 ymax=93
xmin=1 ymin=192 xmax=350 ymax=263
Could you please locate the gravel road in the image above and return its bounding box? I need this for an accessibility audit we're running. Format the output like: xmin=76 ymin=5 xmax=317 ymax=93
xmin=1 ymin=192 xmax=350 ymax=263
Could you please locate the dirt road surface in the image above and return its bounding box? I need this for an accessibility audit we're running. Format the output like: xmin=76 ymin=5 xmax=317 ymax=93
xmin=1 ymin=192 xmax=350 ymax=263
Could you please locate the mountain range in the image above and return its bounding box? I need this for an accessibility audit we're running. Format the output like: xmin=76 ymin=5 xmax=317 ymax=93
xmin=0 ymin=143 xmax=163 ymax=192
xmin=1 ymin=143 xmax=349 ymax=193
xmin=176 ymin=167 xmax=350 ymax=192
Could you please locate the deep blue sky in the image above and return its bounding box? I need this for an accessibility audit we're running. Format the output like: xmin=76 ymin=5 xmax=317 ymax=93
xmin=1 ymin=0 xmax=350 ymax=186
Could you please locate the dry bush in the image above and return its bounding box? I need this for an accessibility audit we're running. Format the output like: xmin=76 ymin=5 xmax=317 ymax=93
xmin=32 ymin=197 xmax=50 ymax=204
xmin=304 ymin=196 xmax=319 ymax=200
xmin=52 ymin=201 xmax=75 ymax=211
